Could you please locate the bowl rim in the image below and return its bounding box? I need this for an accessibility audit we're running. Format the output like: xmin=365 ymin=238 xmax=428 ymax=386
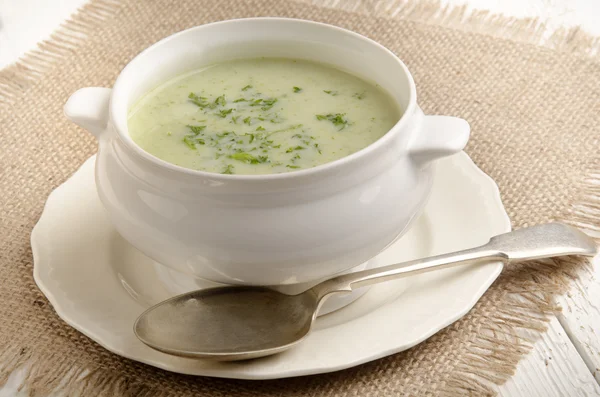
xmin=110 ymin=17 xmax=417 ymax=181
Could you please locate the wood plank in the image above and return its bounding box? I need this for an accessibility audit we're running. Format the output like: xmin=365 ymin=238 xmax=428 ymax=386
xmin=496 ymin=316 xmax=600 ymax=396
xmin=555 ymin=251 xmax=600 ymax=384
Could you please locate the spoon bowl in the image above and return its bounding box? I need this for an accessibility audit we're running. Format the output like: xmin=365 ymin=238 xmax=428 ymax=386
xmin=134 ymin=287 xmax=321 ymax=360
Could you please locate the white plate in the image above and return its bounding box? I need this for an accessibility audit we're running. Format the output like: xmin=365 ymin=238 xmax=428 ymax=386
xmin=32 ymin=152 xmax=510 ymax=380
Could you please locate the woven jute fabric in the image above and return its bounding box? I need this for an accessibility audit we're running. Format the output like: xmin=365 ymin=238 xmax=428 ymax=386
xmin=1 ymin=0 xmax=599 ymax=395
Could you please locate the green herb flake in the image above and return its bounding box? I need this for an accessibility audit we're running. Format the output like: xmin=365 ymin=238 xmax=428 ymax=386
xmin=229 ymin=152 xmax=268 ymax=164
xmin=293 ymin=86 xmax=302 ymax=93
xmin=286 ymin=165 xmax=301 ymax=169
xmin=260 ymin=98 xmax=278 ymax=111
xmin=285 ymin=146 xmax=305 ymax=153
xmin=256 ymin=126 xmax=266 ymax=131
xmin=315 ymin=113 xmax=349 ymax=130
xmin=268 ymin=124 xmax=303 ymax=136
xmin=353 ymin=92 xmax=366 ymax=100
xmin=214 ymin=95 xmax=226 ymax=107
xmin=217 ymin=108 xmax=234 ymax=118
xmin=183 ymin=135 xmax=197 ymax=150
xmin=323 ymin=90 xmax=338 ymax=96
xmin=221 ymin=164 xmax=234 ymax=174
xmin=187 ymin=125 xmax=206 ymax=135
xmin=241 ymin=85 xmax=253 ymax=91
xmin=233 ymin=98 xmax=247 ymax=103
xmin=188 ymin=92 xmax=215 ymax=109
xmin=243 ymin=116 xmax=252 ymax=125
xmin=232 ymin=116 xmax=239 ymax=124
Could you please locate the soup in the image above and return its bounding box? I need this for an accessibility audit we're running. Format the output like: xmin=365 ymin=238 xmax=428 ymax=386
xmin=128 ymin=58 xmax=401 ymax=175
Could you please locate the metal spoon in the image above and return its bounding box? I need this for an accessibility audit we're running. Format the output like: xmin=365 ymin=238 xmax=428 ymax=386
xmin=134 ymin=223 xmax=597 ymax=361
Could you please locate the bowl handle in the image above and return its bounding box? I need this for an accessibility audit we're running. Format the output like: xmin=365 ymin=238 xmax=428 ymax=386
xmin=408 ymin=115 xmax=470 ymax=164
xmin=64 ymin=87 xmax=112 ymax=140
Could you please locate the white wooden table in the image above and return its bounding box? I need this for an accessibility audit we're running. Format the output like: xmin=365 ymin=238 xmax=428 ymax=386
xmin=1 ymin=0 xmax=599 ymax=395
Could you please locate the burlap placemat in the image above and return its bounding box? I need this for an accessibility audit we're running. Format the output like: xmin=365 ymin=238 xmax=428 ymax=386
xmin=1 ymin=0 xmax=599 ymax=395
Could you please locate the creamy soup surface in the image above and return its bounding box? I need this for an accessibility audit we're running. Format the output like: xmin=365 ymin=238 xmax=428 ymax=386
xmin=128 ymin=58 xmax=401 ymax=175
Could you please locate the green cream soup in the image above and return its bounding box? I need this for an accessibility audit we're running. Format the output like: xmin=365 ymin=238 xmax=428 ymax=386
xmin=128 ymin=58 xmax=401 ymax=175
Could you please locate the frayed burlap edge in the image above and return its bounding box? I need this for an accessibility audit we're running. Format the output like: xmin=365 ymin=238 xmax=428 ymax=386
xmin=0 ymin=0 xmax=599 ymax=395
xmin=0 ymin=0 xmax=121 ymax=114
xmin=300 ymin=0 xmax=600 ymax=58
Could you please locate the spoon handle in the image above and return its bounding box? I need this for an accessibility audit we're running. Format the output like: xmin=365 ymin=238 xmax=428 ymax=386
xmin=316 ymin=223 xmax=597 ymax=296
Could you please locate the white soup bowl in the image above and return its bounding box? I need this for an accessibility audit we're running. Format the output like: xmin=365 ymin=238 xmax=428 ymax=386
xmin=64 ymin=18 xmax=470 ymax=286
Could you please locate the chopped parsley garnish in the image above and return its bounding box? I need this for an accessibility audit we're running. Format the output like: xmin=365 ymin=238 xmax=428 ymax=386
xmin=268 ymin=124 xmax=303 ymax=136
xmin=187 ymin=125 xmax=206 ymax=134
xmin=316 ymin=113 xmax=349 ymax=130
xmin=214 ymin=95 xmax=226 ymax=107
xmin=183 ymin=135 xmax=197 ymax=150
xmin=229 ymin=152 xmax=257 ymax=163
xmin=217 ymin=108 xmax=233 ymax=118
xmin=262 ymin=99 xmax=278 ymax=111
xmin=182 ymin=88 xmax=332 ymax=172
xmin=323 ymin=90 xmax=338 ymax=96
xmin=248 ymin=98 xmax=278 ymax=111
xmin=188 ymin=93 xmax=216 ymax=109
xmin=229 ymin=152 xmax=269 ymax=164
xmin=286 ymin=146 xmax=305 ymax=153
xmin=353 ymin=92 xmax=366 ymax=100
